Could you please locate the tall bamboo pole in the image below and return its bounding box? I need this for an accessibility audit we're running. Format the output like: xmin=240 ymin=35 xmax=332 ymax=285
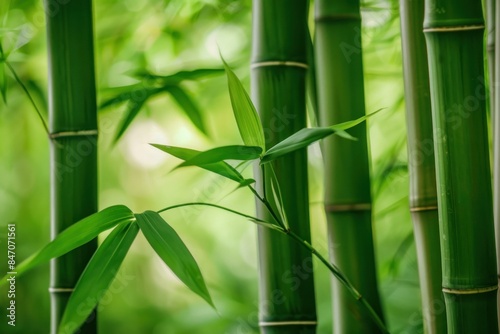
xmin=251 ymin=1 xmax=317 ymax=333
xmin=424 ymin=1 xmax=498 ymax=332
xmin=494 ymin=0 xmax=500 ymax=328
xmin=314 ymin=1 xmax=384 ymax=333
xmin=399 ymin=0 xmax=446 ymax=332
xmin=487 ymin=0 xmax=495 ymax=123
xmin=46 ymin=1 xmax=98 ymax=333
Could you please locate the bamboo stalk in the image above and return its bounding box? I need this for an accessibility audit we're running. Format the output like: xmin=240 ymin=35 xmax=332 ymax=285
xmin=45 ymin=1 xmax=98 ymax=333
xmin=399 ymin=0 xmax=447 ymax=332
xmin=251 ymin=1 xmax=317 ymax=333
xmin=424 ymin=1 xmax=498 ymax=332
xmin=494 ymin=0 xmax=500 ymax=329
xmin=487 ymin=0 xmax=495 ymax=120
xmin=314 ymin=1 xmax=384 ymax=332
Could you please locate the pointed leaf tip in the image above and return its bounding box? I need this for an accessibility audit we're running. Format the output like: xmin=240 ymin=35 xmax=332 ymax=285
xmin=135 ymin=211 xmax=215 ymax=308
xmin=220 ymin=54 xmax=265 ymax=150
xmin=151 ymin=144 xmax=245 ymax=182
xmin=329 ymin=107 xmax=385 ymax=131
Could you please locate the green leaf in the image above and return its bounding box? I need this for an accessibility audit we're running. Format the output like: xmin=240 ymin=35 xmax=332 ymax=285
xmin=167 ymin=85 xmax=207 ymax=135
xmin=138 ymin=68 xmax=225 ymax=83
xmin=113 ymin=95 xmax=148 ymax=143
xmin=237 ymin=178 xmax=256 ymax=188
xmin=99 ymin=84 xmax=145 ymax=110
xmin=0 ymin=205 xmax=134 ymax=286
xmin=0 ymin=62 xmax=6 ymax=104
xmin=151 ymin=144 xmax=244 ymax=183
xmin=135 ymin=211 xmax=214 ymax=308
xmin=247 ymin=218 xmax=286 ymax=232
xmin=306 ymin=26 xmax=318 ymax=125
xmin=261 ymin=127 xmax=334 ymax=164
xmin=334 ymin=129 xmax=357 ymax=141
xmin=0 ymin=42 xmax=6 ymax=103
xmin=329 ymin=108 xmax=384 ymax=131
xmin=177 ymin=145 xmax=262 ymax=168
xmin=260 ymin=109 xmax=385 ymax=164
xmin=58 ymin=221 xmax=139 ymax=334
xmin=221 ymin=56 xmax=265 ymax=149
xmin=268 ymin=165 xmax=289 ymax=230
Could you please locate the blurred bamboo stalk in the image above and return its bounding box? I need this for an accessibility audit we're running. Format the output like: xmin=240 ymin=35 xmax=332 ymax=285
xmin=314 ymin=1 xmax=384 ymax=332
xmin=494 ymin=0 xmax=500 ymax=329
xmin=45 ymin=1 xmax=99 ymax=333
xmin=487 ymin=0 xmax=495 ymax=117
xmin=424 ymin=0 xmax=498 ymax=331
xmin=251 ymin=1 xmax=317 ymax=333
xmin=399 ymin=0 xmax=446 ymax=332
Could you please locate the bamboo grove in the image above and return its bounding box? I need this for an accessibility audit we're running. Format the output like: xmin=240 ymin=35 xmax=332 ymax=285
xmin=3 ymin=0 xmax=500 ymax=333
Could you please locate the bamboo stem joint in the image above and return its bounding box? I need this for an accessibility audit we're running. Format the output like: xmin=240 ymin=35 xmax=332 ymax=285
xmin=423 ymin=25 xmax=485 ymax=33
xmin=324 ymin=203 xmax=371 ymax=213
xmin=259 ymin=321 xmax=318 ymax=326
xmin=49 ymin=130 xmax=98 ymax=140
xmin=442 ymin=285 xmax=498 ymax=295
xmin=250 ymin=61 xmax=308 ymax=70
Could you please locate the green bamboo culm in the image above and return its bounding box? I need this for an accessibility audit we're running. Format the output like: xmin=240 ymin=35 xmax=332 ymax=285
xmin=399 ymin=0 xmax=446 ymax=332
xmin=494 ymin=0 xmax=500 ymax=328
xmin=487 ymin=0 xmax=495 ymax=120
xmin=314 ymin=1 xmax=384 ymax=333
xmin=251 ymin=1 xmax=317 ymax=333
xmin=45 ymin=0 xmax=99 ymax=333
xmin=424 ymin=1 xmax=499 ymax=332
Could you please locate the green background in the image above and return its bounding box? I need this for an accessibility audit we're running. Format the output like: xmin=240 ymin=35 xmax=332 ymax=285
xmin=0 ymin=0 xmax=428 ymax=333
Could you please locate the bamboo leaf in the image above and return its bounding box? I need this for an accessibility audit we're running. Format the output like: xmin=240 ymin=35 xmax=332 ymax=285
xmin=58 ymin=221 xmax=139 ymax=334
xmin=248 ymin=218 xmax=286 ymax=232
xmin=268 ymin=166 xmax=289 ymax=230
xmin=113 ymin=95 xmax=148 ymax=143
xmin=306 ymin=26 xmax=318 ymax=124
xmin=99 ymin=93 xmax=130 ymax=110
xmin=260 ymin=127 xmax=334 ymax=164
xmin=151 ymin=144 xmax=244 ymax=182
xmin=135 ymin=211 xmax=214 ymax=308
xmin=177 ymin=145 xmax=262 ymax=168
xmin=329 ymin=108 xmax=384 ymax=131
xmin=167 ymin=85 xmax=207 ymax=135
xmin=334 ymin=129 xmax=357 ymax=141
xmin=0 ymin=205 xmax=134 ymax=286
xmin=0 ymin=62 xmax=6 ymax=104
xmin=134 ymin=68 xmax=224 ymax=83
xmin=260 ymin=109 xmax=383 ymax=164
xmin=221 ymin=56 xmax=265 ymax=149
xmin=0 ymin=42 xmax=6 ymax=103
xmin=237 ymin=178 xmax=256 ymax=188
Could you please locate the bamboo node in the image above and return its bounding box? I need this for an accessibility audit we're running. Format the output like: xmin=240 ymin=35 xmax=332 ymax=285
xmin=49 ymin=287 xmax=75 ymax=293
xmin=49 ymin=129 xmax=98 ymax=139
xmin=324 ymin=203 xmax=371 ymax=213
xmin=409 ymin=205 xmax=438 ymax=212
xmin=259 ymin=321 xmax=318 ymax=327
xmin=423 ymin=25 xmax=485 ymax=33
xmin=251 ymin=61 xmax=308 ymax=70
xmin=442 ymin=285 xmax=497 ymax=295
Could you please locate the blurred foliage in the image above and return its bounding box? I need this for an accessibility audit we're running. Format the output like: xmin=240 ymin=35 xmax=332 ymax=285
xmin=0 ymin=0 xmax=426 ymax=333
